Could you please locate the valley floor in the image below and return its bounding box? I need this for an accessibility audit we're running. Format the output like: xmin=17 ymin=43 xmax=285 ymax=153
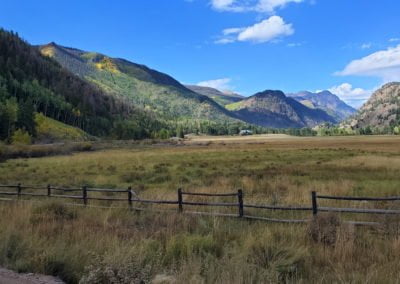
xmin=0 ymin=135 xmax=400 ymax=283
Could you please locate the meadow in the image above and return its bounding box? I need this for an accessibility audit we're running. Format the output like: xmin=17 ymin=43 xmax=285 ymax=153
xmin=0 ymin=135 xmax=400 ymax=283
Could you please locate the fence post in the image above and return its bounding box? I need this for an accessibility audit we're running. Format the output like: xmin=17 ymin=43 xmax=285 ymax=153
xmin=47 ymin=184 xmax=51 ymax=197
xmin=178 ymin=188 xmax=183 ymax=213
xmin=238 ymin=189 xmax=244 ymax=217
xmin=17 ymin=183 xmax=22 ymax=198
xmin=83 ymin=186 xmax=87 ymax=206
xmin=128 ymin=186 xmax=132 ymax=209
xmin=311 ymin=191 xmax=318 ymax=216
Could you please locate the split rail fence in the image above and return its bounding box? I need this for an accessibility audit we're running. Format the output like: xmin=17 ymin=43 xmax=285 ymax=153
xmin=1 ymin=184 xmax=400 ymax=226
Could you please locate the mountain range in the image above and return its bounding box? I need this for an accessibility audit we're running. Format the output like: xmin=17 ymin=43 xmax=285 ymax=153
xmin=3 ymin=28 xmax=393 ymax=142
xmin=39 ymin=41 xmax=353 ymax=130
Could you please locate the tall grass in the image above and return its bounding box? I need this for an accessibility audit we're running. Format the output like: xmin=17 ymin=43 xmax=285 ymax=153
xmin=0 ymin=136 xmax=400 ymax=283
xmin=1 ymin=201 xmax=400 ymax=283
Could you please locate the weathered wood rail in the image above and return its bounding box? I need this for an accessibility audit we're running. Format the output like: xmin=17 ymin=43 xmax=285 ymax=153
xmin=0 ymin=185 xmax=399 ymax=226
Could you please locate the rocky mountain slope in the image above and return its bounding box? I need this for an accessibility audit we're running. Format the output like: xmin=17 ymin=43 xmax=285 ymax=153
xmin=185 ymin=85 xmax=244 ymax=106
xmin=343 ymin=82 xmax=400 ymax=129
xmin=227 ymin=90 xmax=336 ymax=128
xmin=288 ymin=90 xmax=356 ymax=122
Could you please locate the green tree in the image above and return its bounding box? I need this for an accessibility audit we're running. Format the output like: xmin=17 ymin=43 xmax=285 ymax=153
xmin=0 ymin=98 xmax=18 ymax=140
xmin=17 ymin=99 xmax=36 ymax=136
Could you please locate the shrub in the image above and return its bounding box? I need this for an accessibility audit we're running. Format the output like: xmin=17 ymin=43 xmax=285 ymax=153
xmin=80 ymin=255 xmax=153 ymax=284
xmin=11 ymin=129 xmax=32 ymax=145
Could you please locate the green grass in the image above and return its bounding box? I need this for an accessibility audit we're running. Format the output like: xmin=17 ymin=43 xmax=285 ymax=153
xmin=1 ymin=136 xmax=400 ymax=283
xmin=225 ymin=101 xmax=242 ymax=111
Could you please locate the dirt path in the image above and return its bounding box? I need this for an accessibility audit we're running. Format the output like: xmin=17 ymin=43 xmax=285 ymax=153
xmin=0 ymin=268 xmax=64 ymax=284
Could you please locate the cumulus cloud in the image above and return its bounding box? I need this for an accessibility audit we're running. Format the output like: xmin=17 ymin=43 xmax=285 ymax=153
xmin=335 ymin=44 xmax=400 ymax=82
xmin=216 ymin=16 xmax=293 ymax=44
xmin=197 ymin=78 xmax=234 ymax=91
xmin=210 ymin=0 xmax=303 ymax=13
xmin=328 ymin=83 xmax=372 ymax=108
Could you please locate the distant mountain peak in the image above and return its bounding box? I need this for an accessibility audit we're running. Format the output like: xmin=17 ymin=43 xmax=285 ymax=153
xmin=253 ymin=90 xmax=286 ymax=99
xmin=226 ymin=89 xmax=335 ymax=128
xmin=287 ymin=90 xmax=356 ymax=122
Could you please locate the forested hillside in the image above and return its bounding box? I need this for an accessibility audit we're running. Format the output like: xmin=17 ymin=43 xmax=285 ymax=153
xmin=0 ymin=29 xmax=169 ymax=142
xmin=39 ymin=43 xmax=237 ymax=122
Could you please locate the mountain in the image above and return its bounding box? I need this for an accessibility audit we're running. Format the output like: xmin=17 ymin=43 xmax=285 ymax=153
xmin=185 ymin=85 xmax=244 ymax=106
xmin=342 ymin=83 xmax=400 ymax=129
xmin=287 ymin=90 xmax=356 ymax=122
xmin=226 ymin=90 xmax=336 ymax=128
xmin=0 ymin=29 xmax=142 ymax=141
xmin=39 ymin=43 xmax=236 ymax=122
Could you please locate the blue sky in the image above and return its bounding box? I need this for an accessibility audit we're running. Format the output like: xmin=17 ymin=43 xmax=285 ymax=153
xmin=1 ymin=0 xmax=400 ymax=108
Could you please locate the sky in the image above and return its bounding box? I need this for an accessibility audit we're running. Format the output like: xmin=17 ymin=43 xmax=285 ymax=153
xmin=1 ymin=0 xmax=400 ymax=108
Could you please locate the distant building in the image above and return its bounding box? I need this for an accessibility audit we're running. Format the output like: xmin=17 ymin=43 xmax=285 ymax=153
xmin=239 ymin=130 xmax=253 ymax=136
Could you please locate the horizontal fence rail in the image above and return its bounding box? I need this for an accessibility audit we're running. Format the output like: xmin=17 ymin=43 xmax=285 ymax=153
xmin=0 ymin=185 xmax=400 ymax=226
xmin=181 ymin=191 xmax=238 ymax=197
xmin=244 ymin=204 xmax=313 ymax=211
xmin=317 ymin=194 xmax=400 ymax=201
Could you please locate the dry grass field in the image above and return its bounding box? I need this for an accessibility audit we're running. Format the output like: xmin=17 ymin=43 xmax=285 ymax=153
xmin=0 ymin=135 xmax=400 ymax=283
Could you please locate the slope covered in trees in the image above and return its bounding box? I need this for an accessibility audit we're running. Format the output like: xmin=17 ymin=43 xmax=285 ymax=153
xmin=39 ymin=43 xmax=237 ymax=122
xmin=0 ymin=29 xmax=178 ymax=142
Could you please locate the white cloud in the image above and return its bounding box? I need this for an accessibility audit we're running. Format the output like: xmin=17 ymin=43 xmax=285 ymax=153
xmin=215 ymin=38 xmax=236 ymax=44
xmin=336 ymin=44 xmax=400 ymax=82
xmin=223 ymin=27 xmax=245 ymax=35
xmin=361 ymin=43 xmax=371 ymax=49
xmin=216 ymin=16 xmax=294 ymax=44
xmin=211 ymin=0 xmax=236 ymax=10
xmin=210 ymin=0 xmax=303 ymax=13
xmin=197 ymin=78 xmax=234 ymax=91
xmin=389 ymin=38 xmax=400 ymax=42
xmin=256 ymin=0 xmax=303 ymax=13
xmin=287 ymin=42 xmax=302 ymax=47
xmin=328 ymin=83 xmax=372 ymax=108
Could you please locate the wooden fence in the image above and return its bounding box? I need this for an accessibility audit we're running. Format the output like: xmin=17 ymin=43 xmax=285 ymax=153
xmin=0 ymin=184 xmax=400 ymax=226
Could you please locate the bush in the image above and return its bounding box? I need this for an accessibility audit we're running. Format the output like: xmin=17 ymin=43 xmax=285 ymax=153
xmin=11 ymin=129 xmax=32 ymax=145
xmin=80 ymin=255 xmax=153 ymax=284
